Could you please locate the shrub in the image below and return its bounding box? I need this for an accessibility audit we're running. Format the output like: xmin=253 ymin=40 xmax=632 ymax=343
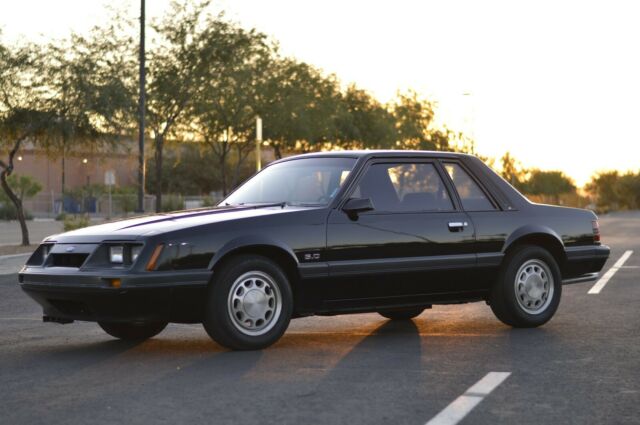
xmin=161 ymin=194 xmax=184 ymax=212
xmin=202 ymin=195 xmax=217 ymax=207
xmin=113 ymin=186 xmax=138 ymax=215
xmin=63 ymin=214 xmax=91 ymax=231
xmin=0 ymin=202 xmax=33 ymax=220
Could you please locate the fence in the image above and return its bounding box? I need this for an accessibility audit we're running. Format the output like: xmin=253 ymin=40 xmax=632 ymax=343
xmin=21 ymin=192 xmax=224 ymax=218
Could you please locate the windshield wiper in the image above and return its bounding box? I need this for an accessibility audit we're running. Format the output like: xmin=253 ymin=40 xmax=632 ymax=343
xmin=286 ymin=202 xmax=325 ymax=207
xmin=225 ymin=201 xmax=323 ymax=209
xmin=230 ymin=202 xmax=287 ymax=209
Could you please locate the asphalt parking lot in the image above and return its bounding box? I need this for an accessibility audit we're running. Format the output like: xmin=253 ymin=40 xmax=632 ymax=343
xmin=1 ymin=212 xmax=638 ymax=425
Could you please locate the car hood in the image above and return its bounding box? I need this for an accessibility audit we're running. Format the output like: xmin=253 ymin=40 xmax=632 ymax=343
xmin=46 ymin=205 xmax=315 ymax=243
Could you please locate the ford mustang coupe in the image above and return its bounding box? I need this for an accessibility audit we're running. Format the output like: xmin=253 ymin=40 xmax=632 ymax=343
xmin=20 ymin=151 xmax=610 ymax=350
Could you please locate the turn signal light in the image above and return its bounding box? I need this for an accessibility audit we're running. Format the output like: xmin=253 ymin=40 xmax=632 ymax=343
xmin=146 ymin=244 xmax=164 ymax=271
xmin=110 ymin=279 xmax=121 ymax=288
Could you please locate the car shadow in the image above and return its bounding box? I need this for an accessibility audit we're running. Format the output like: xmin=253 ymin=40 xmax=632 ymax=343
xmin=8 ymin=314 xmax=578 ymax=425
xmin=264 ymin=319 xmax=429 ymax=424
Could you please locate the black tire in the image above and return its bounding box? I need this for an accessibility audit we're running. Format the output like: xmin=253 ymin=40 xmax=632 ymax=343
xmin=98 ymin=321 xmax=167 ymax=341
xmin=378 ymin=307 xmax=425 ymax=321
xmin=489 ymin=245 xmax=562 ymax=328
xmin=203 ymin=255 xmax=293 ymax=350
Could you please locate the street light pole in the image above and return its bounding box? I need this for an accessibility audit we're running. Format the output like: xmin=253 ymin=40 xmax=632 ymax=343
xmin=255 ymin=116 xmax=262 ymax=171
xmin=462 ymin=92 xmax=476 ymax=155
xmin=137 ymin=0 xmax=146 ymax=213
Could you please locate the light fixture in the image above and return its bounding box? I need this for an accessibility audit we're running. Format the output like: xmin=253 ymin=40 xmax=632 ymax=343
xmin=131 ymin=245 xmax=143 ymax=262
xmin=109 ymin=246 xmax=124 ymax=263
xmin=17 ymin=156 xmax=22 ymax=161
xmin=82 ymin=158 xmax=88 ymax=164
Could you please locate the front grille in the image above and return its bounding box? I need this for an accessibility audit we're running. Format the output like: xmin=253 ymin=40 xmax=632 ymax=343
xmin=50 ymin=253 xmax=89 ymax=268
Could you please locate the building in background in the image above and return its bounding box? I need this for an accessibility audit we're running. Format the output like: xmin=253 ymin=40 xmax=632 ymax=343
xmin=12 ymin=140 xmax=138 ymax=216
xmin=14 ymin=141 xmax=137 ymax=193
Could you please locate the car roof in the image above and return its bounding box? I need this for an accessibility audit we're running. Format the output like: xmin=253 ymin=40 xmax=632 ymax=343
xmin=276 ymin=150 xmax=473 ymax=162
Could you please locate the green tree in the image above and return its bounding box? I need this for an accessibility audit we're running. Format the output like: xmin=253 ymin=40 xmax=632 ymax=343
xmin=0 ymin=174 xmax=42 ymax=220
xmin=4 ymin=174 xmax=42 ymax=202
xmin=0 ymin=37 xmax=48 ymax=244
xmin=586 ymin=171 xmax=619 ymax=211
xmin=146 ymin=0 xmax=226 ymax=211
xmin=1 ymin=27 xmax=128 ymax=244
xmin=336 ymin=85 xmax=397 ymax=149
xmin=500 ymin=151 xmax=527 ymax=188
xmin=392 ymin=90 xmax=447 ymax=150
xmin=616 ymin=172 xmax=640 ymax=210
xmin=586 ymin=171 xmax=640 ymax=212
xmin=40 ymin=38 xmax=105 ymax=196
xmin=73 ymin=18 xmax=139 ymax=138
xmin=259 ymin=59 xmax=342 ymax=158
xmin=145 ymin=142 xmax=217 ymax=195
xmin=523 ymin=170 xmax=576 ymax=204
xmin=190 ymin=23 xmax=272 ymax=194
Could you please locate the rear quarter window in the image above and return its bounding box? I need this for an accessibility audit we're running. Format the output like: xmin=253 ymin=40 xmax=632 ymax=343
xmin=444 ymin=162 xmax=497 ymax=211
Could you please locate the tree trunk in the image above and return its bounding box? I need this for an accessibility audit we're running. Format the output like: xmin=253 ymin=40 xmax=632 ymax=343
xmin=154 ymin=134 xmax=164 ymax=213
xmin=61 ymin=151 xmax=66 ymax=195
xmin=230 ymin=144 xmax=252 ymax=191
xmin=0 ymin=169 xmax=29 ymax=246
xmin=273 ymin=143 xmax=282 ymax=160
xmin=0 ymin=137 xmax=29 ymax=245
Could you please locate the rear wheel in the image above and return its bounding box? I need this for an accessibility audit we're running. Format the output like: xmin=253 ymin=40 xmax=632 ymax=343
xmin=203 ymin=255 xmax=293 ymax=350
xmin=98 ymin=321 xmax=167 ymax=341
xmin=379 ymin=307 xmax=425 ymax=321
xmin=489 ymin=245 xmax=562 ymax=328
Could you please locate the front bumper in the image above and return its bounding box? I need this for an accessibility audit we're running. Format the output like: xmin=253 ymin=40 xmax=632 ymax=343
xmin=19 ymin=267 xmax=211 ymax=323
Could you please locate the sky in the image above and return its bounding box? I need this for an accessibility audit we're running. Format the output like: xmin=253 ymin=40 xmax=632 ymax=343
xmin=2 ymin=0 xmax=639 ymax=186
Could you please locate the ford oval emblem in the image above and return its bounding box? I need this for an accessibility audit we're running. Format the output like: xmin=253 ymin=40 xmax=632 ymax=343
xmin=65 ymin=246 xmax=75 ymax=253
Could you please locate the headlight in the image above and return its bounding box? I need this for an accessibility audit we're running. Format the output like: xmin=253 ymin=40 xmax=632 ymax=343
xmin=109 ymin=246 xmax=124 ymax=263
xmin=131 ymin=245 xmax=143 ymax=262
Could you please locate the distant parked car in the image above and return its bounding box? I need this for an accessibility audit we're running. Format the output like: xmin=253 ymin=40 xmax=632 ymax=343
xmin=19 ymin=151 xmax=610 ymax=350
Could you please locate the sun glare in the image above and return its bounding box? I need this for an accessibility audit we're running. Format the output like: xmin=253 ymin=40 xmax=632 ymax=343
xmin=2 ymin=0 xmax=639 ymax=186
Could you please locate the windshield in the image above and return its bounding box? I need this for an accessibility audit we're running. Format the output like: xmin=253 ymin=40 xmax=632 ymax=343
xmin=222 ymin=157 xmax=357 ymax=207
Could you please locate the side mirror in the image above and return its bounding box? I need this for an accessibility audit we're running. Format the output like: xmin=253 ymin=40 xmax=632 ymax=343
xmin=343 ymin=197 xmax=374 ymax=219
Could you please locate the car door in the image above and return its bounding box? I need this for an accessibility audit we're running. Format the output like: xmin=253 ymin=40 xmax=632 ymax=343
xmin=322 ymin=158 xmax=477 ymax=309
xmin=440 ymin=160 xmax=507 ymax=290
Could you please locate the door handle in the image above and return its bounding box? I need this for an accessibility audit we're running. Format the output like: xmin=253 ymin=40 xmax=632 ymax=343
xmin=448 ymin=221 xmax=468 ymax=231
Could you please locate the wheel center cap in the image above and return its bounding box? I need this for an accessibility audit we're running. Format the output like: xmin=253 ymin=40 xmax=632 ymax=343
xmin=242 ymin=289 xmax=267 ymax=318
xmin=526 ymin=276 xmax=544 ymax=299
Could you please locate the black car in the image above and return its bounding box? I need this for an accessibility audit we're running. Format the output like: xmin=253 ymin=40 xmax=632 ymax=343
xmin=20 ymin=151 xmax=610 ymax=350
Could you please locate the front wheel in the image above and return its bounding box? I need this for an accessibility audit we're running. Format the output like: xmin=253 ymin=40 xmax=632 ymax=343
xmin=98 ymin=321 xmax=167 ymax=341
xmin=489 ymin=245 xmax=562 ymax=328
xmin=203 ymin=255 xmax=293 ymax=350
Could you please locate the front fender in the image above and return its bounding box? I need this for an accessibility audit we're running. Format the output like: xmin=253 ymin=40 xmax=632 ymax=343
xmin=208 ymin=235 xmax=299 ymax=270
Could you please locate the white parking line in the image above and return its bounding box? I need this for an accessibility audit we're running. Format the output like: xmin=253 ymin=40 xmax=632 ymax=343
xmin=0 ymin=253 xmax=30 ymax=260
xmin=425 ymin=372 xmax=511 ymax=425
xmin=0 ymin=317 xmax=41 ymax=321
xmin=588 ymin=250 xmax=633 ymax=294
